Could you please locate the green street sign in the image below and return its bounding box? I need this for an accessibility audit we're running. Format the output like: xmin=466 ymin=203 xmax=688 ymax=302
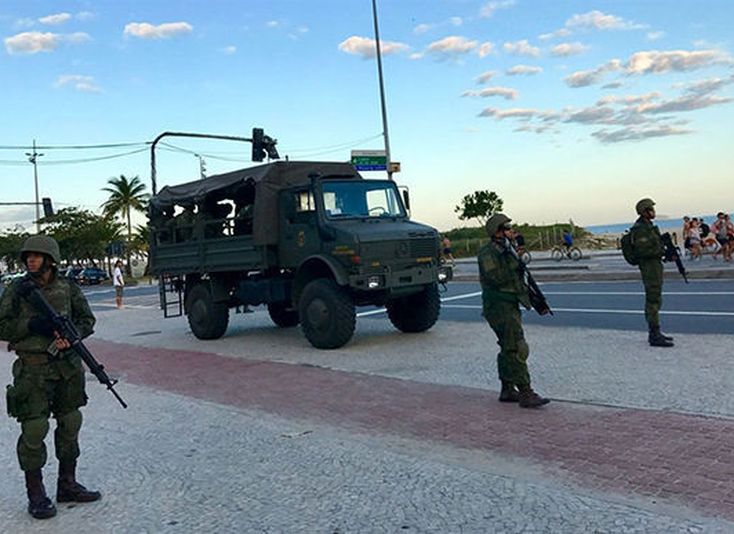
xmin=351 ymin=149 xmax=387 ymax=171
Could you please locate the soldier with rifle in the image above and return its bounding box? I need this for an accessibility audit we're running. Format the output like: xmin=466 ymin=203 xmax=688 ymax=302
xmin=630 ymin=198 xmax=677 ymax=347
xmin=0 ymin=236 xmax=103 ymax=519
xmin=478 ymin=214 xmax=550 ymax=408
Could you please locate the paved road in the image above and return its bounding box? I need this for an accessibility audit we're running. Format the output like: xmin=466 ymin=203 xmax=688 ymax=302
xmin=436 ymin=279 xmax=734 ymax=335
xmin=79 ymin=279 xmax=734 ymax=335
xmin=2 ymin=280 xmax=734 ymax=531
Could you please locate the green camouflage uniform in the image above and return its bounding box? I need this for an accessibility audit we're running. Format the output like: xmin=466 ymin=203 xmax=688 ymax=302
xmin=0 ymin=274 xmax=95 ymax=471
xmin=478 ymin=240 xmax=532 ymax=387
xmin=630 ymin=216 xmax=665 ymax=328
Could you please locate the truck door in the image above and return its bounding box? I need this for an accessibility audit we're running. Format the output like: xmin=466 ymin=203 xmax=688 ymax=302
xmin=279 ymin=188 xmax=321 ymax=267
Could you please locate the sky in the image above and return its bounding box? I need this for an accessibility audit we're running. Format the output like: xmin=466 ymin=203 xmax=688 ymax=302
xmin=1 ymin=0 xmax=733 ymax=233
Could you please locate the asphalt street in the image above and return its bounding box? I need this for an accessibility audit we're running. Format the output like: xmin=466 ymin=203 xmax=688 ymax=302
xmin=79 ymin=279 xmax=734 ymax=335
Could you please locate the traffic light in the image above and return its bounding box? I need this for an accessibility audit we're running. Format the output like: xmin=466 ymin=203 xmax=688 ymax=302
xmin=251 ymin=127 xmax=266 ymax=162
xmin=41 ymin=197 xmax=53 ymax=217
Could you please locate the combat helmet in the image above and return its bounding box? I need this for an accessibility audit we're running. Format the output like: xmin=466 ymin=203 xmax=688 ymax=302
xmin=20 ymin=234 xmax=61 ymax=264
xmin=485 ymin=213 xmax=512 ymax=236
xmin=635 ymin=198 xmax=655 ymax=215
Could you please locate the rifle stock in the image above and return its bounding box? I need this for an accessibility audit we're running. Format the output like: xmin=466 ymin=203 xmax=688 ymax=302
xmin=25 ymin=284 xmax=128 ymax=408
xmin=503 ymin=239 xmax=553 ymax=316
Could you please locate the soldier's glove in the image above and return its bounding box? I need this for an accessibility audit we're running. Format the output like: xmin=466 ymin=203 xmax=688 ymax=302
xmin=27 ymin=316 xmax=56 ymax=338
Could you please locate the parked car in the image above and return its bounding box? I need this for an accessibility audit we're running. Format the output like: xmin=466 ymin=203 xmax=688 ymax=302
xmin=61 ymin=266 xmax=83 ymax=283
xmin=1 ymin=271 xmax=26 ymax=286
xmin=76 ymin=267 xmax=109 ymax=285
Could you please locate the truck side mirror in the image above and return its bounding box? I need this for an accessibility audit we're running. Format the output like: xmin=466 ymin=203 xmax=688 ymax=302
xmin=401 ymin=189 xmax=411 ymax=211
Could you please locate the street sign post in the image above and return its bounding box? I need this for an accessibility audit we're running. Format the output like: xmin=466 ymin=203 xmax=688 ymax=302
xmin=351 ymin=149 xmax=387 ymax=171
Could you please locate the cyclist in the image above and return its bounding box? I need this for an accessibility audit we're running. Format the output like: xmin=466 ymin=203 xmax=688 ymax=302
xmin=562 ymin=229 xmax=574 ymax=253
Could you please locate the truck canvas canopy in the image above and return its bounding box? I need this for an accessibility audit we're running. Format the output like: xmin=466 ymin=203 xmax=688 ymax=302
xmin=151 ymin=161 xmax=362 ymax=245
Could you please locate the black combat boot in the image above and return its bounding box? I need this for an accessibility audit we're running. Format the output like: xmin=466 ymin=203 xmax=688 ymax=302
xmin=25 ymin=469 xmax=57 ymax=519
xmin=499 ymin=381 xmax=519 ymax=402
xmin=517 ymin=385 xmax=550 ymax=408
xmin=648 ymin=326 xmax=674 ymax=347
xmin=57 ymin=461 xmax=102 ymax=503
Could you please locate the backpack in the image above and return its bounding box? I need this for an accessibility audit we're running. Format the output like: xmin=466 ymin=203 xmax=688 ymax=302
xmin=620 ymin=230 xmax=639 ymax=265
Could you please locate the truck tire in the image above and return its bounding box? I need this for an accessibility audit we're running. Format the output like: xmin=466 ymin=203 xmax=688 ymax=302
xmin=299 ymin=278 xmax=355 ymax=349
xmin=268 ymin=303 xmax=300 ymax=327
xmin=185 ymin=284 xmax=229 ymax=340
xmin=386 ymin=283 xmax=440 ymax=333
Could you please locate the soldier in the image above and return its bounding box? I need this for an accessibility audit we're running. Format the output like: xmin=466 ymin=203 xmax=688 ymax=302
xmin=478 ymin=214 xmax=550 ymax=408
xmin=0 ymin=235 xmax=101 ymax=519
xmin=631 ymin=198 xmax=674 ymax=347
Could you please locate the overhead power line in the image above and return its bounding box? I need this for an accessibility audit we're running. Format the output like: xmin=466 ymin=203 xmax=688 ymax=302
xmin=0 ymin=142 xmax=149 ymax=150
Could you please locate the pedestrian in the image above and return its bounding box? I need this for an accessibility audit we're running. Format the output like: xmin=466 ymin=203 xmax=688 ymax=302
xmin=113 ymin=260 xmax=125 ymax=309
xmin=0 ymin=235 xmax=101 ymax=520
xmin=441 ymin=236 xmax=455 ymax=265
xmin=630 ymin=198 xmax=674 ymax=347
xmin=478 ymin=213 xmax=550 ymax=408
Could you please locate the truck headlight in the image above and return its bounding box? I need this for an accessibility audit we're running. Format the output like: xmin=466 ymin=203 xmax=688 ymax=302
xmin=367 ymin=275 xmax=383 ymax=289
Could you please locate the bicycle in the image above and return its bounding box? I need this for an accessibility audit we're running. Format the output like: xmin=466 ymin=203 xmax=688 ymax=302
xmin=550 ymin=244 xmax=582 ymax=261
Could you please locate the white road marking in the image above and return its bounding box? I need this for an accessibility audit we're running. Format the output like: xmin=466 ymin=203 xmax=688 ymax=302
xmin=441 ymin=304 xmax=734 ymax=317
xmin=543 ymin=291 xmax=734 ymax=296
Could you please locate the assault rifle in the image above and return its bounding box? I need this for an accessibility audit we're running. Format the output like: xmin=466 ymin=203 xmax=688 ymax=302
xmin=502 ymin=238 xmax=553 ymax=316
xmin=23 ymin=282 xmax=128 ymax=408
xmin=661 ymin=232 xmax=689 ymax=283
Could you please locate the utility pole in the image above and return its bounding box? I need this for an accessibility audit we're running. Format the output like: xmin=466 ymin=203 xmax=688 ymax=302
xmin=25 ymin=139 xmax=44 ymax=233
xmin=371 ymin=0 xmax=393 ymax=181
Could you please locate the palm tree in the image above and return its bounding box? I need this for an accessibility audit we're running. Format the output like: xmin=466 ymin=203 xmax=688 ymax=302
xmin=101 ymin=175 xmax=149 ymax=274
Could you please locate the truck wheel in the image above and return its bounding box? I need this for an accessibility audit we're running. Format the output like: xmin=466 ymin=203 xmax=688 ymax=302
xmin=299 ymin=279 xmax=355 ymax=349
xmin=386 ymin=283 xmax=440 ymax=333
xmin=185 ymin=284 xmax=229 ymax=340
xmin=268 ymin=303 xmax=300 ymax=327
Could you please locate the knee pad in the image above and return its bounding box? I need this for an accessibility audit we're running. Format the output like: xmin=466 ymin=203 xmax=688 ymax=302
xmin=21 ymin=418 xmax=50 ymax=450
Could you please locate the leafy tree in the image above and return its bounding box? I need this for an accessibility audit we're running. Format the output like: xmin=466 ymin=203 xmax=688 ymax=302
xmin=0 ymin=229 xmax=30 ymax=271
xmin=101 ymin=175 xmax=149 ymax=272
xmin=40 ymin=207 xmax=123 ymax=265
xmin=454 ymin=190 xmax=504 ymax=226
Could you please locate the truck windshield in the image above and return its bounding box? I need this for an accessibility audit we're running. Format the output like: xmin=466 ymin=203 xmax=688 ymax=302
xmin=322 ymin=180 xmax=405 ymax=219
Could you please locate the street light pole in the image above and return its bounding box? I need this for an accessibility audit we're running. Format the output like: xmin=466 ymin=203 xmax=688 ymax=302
xmin=25 ymin=139 xmax=44 ymax=233
xmin=371 ymin=0 xmax=393 ymax=181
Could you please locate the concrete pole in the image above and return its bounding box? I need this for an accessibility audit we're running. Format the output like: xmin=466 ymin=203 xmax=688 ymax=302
xmin=372 ymin=0 xmax=393 ymax=180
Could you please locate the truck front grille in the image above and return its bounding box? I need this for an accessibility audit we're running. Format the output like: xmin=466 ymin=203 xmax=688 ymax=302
xmin=410 ymin=238 xmax=438 ymax=258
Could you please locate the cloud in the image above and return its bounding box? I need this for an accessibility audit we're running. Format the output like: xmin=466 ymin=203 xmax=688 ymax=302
xmin=626 ymin=49 xmax=729 ymax=74
xmin=597 ymin=92 xmax=661 ymax=106
xmin=476 ymin=71 xmax=498 ymax=84
xmin=124 ymin=22 xmax=193 ymax=39
xmin=413 ymin=23 xmax=432 ymax=35
xmin=221 ymin=45 xmax=237 ymax=55
xmin=602 ymin=81 xmax=624 ymax=89
xmin=338 ymin=36 xmax=408 ymax=59
xmin=479 ymin=0 xmax=516 ymax=18
xmin=551 ymin=42 xmax=589 ymax=57
xmin=506 ymin=64 xmax=542 ymax=75
xmin=450 ymin=17 xmax=463 ymax=27
xmin=646 ymin=31 xmax=665 ymax=41
xmin=477 ymin=42 xmax=494 ymax=58
xmin=591 ymin=125 xmax=691 ymax=143
xmin=564 ymin=105 xmax=616 ymax=124
xmin=39 ymin=13 xmax=71 ymax=26
xmin=54 ymin=74 xmax=101 ymax=93
xmin=266 ymin=20 xmax=280 ymax=28
xmin=564 ymin=59 xmax=622 ymax=87
xmin=426 ymin=36 xmax=478 ymax=60
xmin=503 ymin=40 xmax=540 ymax=57
xmin=683 ymin=76 xmax=734 ymax=96
xmin=636 ymin=94 xmax=733 ymax=114
xmin=462 ymin=86 xmax=518 ymax=100
xmin=565 ymin=10 xmax=646 ymax=31
xmin=478 ymin=107 xmax=541 ymax=119
xmin=4 ymin=31 xmax=90 ymax=54
xmin=76 ymin=11 xmax=95 ymax=22
xmin=538 ymin=29 xmax=571 ymax=41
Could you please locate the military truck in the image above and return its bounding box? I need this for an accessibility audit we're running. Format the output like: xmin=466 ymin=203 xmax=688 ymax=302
xmin=148 ymin=160 xmax=450 ymax=349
